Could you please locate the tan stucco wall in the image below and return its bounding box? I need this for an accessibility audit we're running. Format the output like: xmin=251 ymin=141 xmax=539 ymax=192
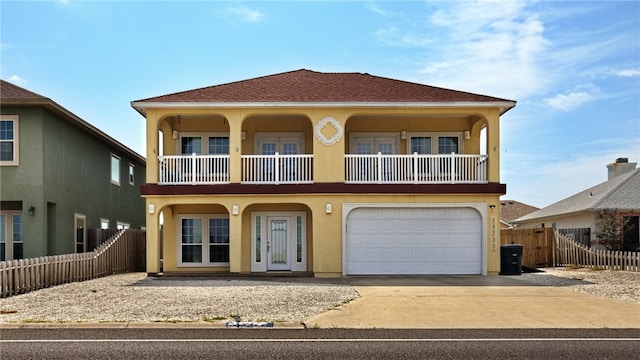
xmin=146 ymin=106 xmax=500 ymax=185
xmin=145 ymin=193 xmax=502 ymax=276
xmin=143 ymin=105 xmax=504 ymax=276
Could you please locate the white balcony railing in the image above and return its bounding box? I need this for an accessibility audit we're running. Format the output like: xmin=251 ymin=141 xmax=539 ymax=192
xmin=158 ymin=154 xmax=230 ymax=185
xmin=345 ymin=153 xmax=488 ymax=184
xmin=157 ymin=153 xmax=487 ymax=185
xmin=242 ymin=153 xmax=313 ymax=184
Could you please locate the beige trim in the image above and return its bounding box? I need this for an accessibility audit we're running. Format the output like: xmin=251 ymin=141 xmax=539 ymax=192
xmin=0 ymin=115 xmax=19 ymax=166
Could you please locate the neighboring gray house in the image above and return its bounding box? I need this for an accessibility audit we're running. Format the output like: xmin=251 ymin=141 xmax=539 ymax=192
xmin=0 ymin=80 xmax=146 ymax=261
xmin=512 ymin=158 xmax=639 ymax=250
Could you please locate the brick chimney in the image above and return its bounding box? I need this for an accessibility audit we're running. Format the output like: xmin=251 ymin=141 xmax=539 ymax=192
xmin=607 ymin=158 xmax=637 ymax=180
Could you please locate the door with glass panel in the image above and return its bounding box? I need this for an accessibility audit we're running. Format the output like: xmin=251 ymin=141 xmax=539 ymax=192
xmin=267 ymin=217 xmax=290 ymax=270
xmin=258 ymin=137 xmax=301 ymax=182
xmin=353 ymin=137 xmax=395 ymax=181
xmin=437 ymin=136 xmax=459 ymax=178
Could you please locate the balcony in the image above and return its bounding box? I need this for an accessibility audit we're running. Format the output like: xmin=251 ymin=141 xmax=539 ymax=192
xmin=157 ymin=153 xmax=487 ymax=185
xmin=158 ymin=154 xmax=230 ymax=185
xmin=241 ymin=153 xmax=313 ymax=184
xmin=345 ymin=153 xmax=488 ymax=184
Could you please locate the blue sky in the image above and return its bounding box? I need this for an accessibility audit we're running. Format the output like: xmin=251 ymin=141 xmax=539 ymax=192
xmin=1 ymin=1 xmax=639 ymax=208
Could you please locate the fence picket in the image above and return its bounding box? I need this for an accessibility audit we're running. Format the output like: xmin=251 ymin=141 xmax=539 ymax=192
xmin=554 ymin=230 xmax=639 ymax=271
xmin=0 ymin=230 xmax=145 ymax=298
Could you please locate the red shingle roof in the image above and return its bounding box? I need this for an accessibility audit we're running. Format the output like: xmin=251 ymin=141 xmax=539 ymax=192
xmin=500 ymin=200 xmax=540 ymax=223
xmin=133 ymin=69 xmax=515 ymax=105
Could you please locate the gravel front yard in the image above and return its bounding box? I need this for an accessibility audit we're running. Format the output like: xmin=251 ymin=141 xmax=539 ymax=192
xmin=0 ymin=267 xmax=638 ymax=324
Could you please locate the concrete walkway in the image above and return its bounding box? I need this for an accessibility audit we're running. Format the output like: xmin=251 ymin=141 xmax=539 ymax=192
xmin=306 ymin=276 xmax=640 ymax=329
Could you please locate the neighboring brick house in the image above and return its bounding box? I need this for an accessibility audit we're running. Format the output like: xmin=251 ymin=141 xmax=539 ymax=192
xmin=0 ymin=80 xmax=146 ymax=260
xmin=132 ymin=69 xmax=516 ymax=276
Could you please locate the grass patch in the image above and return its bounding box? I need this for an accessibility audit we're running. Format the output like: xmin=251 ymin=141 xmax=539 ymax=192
xmin=203 ymin=316 xmax=227 ymax=323
xmin=589 ymin=266 xmax=605 ymax=271
xmin=22 ymin=318 xmax=51 ymax=323
xmin=153 ymin=319 xmax=186 ymax=323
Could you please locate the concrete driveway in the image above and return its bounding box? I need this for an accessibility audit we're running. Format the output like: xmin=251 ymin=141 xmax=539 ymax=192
xmin=306 ymin=276 xmax=640 ymax=329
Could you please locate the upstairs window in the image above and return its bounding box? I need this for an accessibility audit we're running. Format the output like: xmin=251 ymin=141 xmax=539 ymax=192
xmin=179 ymin=133 xmax=229 ymax=155
xmin=111 ymin=154 xmax=120 ymax=186
xmin=0 ymin=116 xmax=19 ymax=166
xmin=407 ymin=133 xmax=462 ymax=155
xmin=129 ymin=163 xmax=135 ymax=185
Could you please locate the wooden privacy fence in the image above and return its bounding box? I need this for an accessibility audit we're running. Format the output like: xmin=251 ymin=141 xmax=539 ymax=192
xmin=555 ymin=230 xmax=639 ymax=272
xmin=0 ymin=229 xmax=146 ymax=298
xmin=501 ymin=228 xmax=554 ymax=268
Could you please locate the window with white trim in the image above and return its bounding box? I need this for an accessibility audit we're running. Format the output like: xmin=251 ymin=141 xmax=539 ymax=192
xmin=178 ymin=133 xmax=229 ymax=155
xmin=100 ymin=219 xmax=109 ymax=229
xmin=406 ymin=133 xmax=462 ymax=154
xmin=116 ymin=222 xmax=130 ymax=230
xmin=0 ymin=115 xmax=19 ymax=165
xmin=179 ymin=215 xmax=230 ymax=266
xmin=111 ymin=154 xmax=120 ymax=186
xmin=129 ymin=163 xmax=135 ymax=185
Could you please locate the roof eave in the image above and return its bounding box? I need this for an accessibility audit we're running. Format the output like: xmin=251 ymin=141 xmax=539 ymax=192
xmin=5 ymin=99 xmax=146 ymax=164
xmin=131 ymin=100 xmax=517 ymax=117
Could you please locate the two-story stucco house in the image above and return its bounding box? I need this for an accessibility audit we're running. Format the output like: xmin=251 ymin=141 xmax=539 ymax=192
xmin=0 ymin=80 xmax=146 ymax=261
xmin=132 ymin=69 xmax=515 ymax=276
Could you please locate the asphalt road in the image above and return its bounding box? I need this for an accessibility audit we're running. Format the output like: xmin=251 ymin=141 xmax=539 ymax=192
xmin=1 ymin=328 xmax=639 ymax=359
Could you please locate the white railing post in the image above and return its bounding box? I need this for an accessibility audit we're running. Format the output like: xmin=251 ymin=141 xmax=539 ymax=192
xmin=274 ymin=152 xmax=280 ymax=184
xmin=413 ymin=152 xmax=418 ymax=184
xmin=377 ymin=152 xmax=382 ymax=183
xmin=191 ymin=153 xmax=197 ymax=184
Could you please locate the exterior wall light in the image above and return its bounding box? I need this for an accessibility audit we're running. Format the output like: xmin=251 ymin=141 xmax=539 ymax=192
xmin=28 ymin=206 xmax=35 ymax=216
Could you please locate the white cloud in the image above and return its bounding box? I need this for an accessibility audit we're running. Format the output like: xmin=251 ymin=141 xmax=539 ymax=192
xmin=544 ymin=91 xmax=594 ymax=111
xmin=375 ymin=27 xmax=433 ymax=47
xmin=610 ymin=68 xmax=640 ymax=77
xmin=404 ymin=1 xmax=551 ymax=99
xmin=366 ymin=2 xmax=397 ymax=17
xmin=228 ymin=5 xmax=265 ymax=23
xmin=7 ymin=75 xmax=26 ymax=85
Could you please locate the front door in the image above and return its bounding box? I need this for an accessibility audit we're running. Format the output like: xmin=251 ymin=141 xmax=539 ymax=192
xmin=267 ymin=217 xmax=291 ymax=270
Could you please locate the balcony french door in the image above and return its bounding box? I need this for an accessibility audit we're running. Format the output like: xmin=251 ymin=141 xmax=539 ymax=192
xmin=352 ymin=136 xmax=395 ymax=182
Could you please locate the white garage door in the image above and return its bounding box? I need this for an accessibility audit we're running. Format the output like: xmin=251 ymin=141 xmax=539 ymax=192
xmin=345 ymin=207 xmax=483 ymax=275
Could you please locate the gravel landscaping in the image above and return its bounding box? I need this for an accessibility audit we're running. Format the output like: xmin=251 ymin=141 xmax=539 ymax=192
xmin=0 ymin=267 xmax=638 ymax=324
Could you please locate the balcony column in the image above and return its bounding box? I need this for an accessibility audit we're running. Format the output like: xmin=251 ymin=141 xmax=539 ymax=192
xmin=312 ymin=113 xmax=347 ymax=183
xmin=228 ymin=205 xmax=242 ymax=273
xmin=485 ymin=109 xmax=500 ymax=183
xmin=145 ymin=201 xmax=161 ymax=275
xmin=146 ymin=109 xmax=161 ymax=184
xmin=226 ymin=110 xmax=243 ymax=184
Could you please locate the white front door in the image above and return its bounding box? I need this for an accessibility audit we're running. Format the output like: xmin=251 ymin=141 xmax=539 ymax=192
xmin=252 ymin=212 xmax=307 ymax=273
xmin=267 ymin=217 xmax=291 ymax=270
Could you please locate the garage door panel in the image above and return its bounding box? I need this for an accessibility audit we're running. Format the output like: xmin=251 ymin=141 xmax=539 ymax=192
xmin=346 ymin=207 xmax=482 ymax=275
